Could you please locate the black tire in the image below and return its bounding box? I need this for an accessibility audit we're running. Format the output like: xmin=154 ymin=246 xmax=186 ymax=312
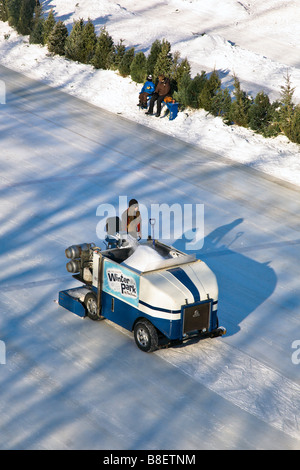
xmin=134 ymin=319 xmax=158 ymax=353
xmin=84 ymin=292 xmax=100 ymax=321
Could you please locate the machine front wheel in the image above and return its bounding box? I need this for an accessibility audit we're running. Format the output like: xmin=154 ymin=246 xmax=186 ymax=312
xmin=134 ymin=319 xmax=158 ymax=353
xmin=84 ymin=292 xmax=100 ymax=321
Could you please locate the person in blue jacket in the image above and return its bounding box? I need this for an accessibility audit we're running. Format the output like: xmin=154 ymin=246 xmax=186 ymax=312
xmin=138 ymin=75 xmax=155 ymax=108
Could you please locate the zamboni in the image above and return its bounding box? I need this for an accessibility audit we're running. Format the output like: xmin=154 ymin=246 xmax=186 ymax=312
xmin=58 ymin=219 xmax=226 ymax=352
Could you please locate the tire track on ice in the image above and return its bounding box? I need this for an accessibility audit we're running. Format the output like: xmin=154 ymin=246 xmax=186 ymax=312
xmin=157 ymin=339 xmax=300 ymax=441
xmin=1 ymin=345 xmax=137 ymax=449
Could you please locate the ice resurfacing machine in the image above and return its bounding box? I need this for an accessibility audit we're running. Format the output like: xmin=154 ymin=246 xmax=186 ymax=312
xmin=58 ymin=219 xmax=226 ymax=352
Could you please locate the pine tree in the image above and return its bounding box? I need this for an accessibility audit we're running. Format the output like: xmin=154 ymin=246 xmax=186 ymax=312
xmin=29 ymin=3 xmax=44 ymax=44
xmin=92 ymin=26 xmax=114 ymax=70
xmin=65 ymin=18 xmax=85 ymax=62
xmin=130 ymin=51 xmax=147 ymax=83
xmin=65 ymin=18 xmax=97 ymax=64
xmin=147 ymin=39 xmax=162 ymax=76
xmin=187 ymin=71 xmax=207 ymax=109
xmin=43 ymin=9 xmax=56 ymax=45
xmin=6 ymin=0 xmax=21 ymax=28
xmin=0 ymin=0 xmax=8 ymax=21
xmin=229 ymin=75 xmax=251 ymax=127
xmin=280 ymin=71 xmax=295 ymax=110
xmin=210 ymin=87 xmax=232 ymax=121
xmin=173 ymin=71 xmax=192 ymax=108
xmin=17 ymin=0 xmax=36 ymax=35
xmin=48 ymin=20 xmax=68 ymax=56
xmin=118 ymin=47 xmax=134 ymax=77
xmin=81 ymin=19 xmax=97 ymax=64
xmin=262 ymin=100 xmax=281 ymax=137
xmin=111 ymin=39 xmax=125 ymax=71
xmin=153 ymin=39 xmax=172 ymax=80
xmin=278 ymin=71 xmax=295 ymax=140
xmin=171 ymin=53 xmax=191 ymax=89
xmin=290 ymin=105 xmax=300 ymax=144
xmin=199 ymin=69 xmax=221 ymax=112
xmin=248 ymin=91 xmax=273 ymax=136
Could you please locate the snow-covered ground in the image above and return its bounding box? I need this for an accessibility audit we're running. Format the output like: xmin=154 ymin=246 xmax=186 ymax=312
xmin=1 ymin=1 xmax=300 ymax=451
xmin=0 ymin=0 xmax=300 ymax=187
xmin=1 ymin=67 xmax=300 ymax=449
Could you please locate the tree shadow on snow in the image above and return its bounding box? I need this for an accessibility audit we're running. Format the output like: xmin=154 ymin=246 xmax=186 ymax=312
xmin=172 ymin=217 xmax=277 ymax=338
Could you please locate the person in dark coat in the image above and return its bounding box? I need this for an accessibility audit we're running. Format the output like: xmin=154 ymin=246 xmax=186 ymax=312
xmin=146 ymin=75 xmax=171 ymax=117
xmin=121 ymin=199 xmax=142 ymax=239
xmin=138 ymin=75 xmax=155 ymax=108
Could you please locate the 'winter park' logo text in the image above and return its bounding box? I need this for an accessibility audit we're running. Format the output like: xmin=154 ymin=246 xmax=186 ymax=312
xmin=106 ymin=268 xmax=137 ymax=299
xmin=0 ymin=340 xmax=6 ymax=365
xmin=96 ymin=196 xmax=204 ymax=251
xmin=0 ymin=80 xmax=6 ymax=105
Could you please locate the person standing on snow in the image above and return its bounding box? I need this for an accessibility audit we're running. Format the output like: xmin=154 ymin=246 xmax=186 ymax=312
xmin=138 ymin=75 xmax=155 ymax=108
xmin=121 ymin=199 xmax=142 ymax=240
xmin=146 ymin=74 xmax=170 ymax=117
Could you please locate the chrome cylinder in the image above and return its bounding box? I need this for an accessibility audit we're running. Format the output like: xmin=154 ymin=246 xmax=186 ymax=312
xmin=65 ymin=243 xmax=92 ymax=259
xmin=66 ymin=259 xmax=81 ymax=273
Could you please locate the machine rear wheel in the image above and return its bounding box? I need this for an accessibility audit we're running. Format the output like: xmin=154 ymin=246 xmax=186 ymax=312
xmin=84 ymin=292 xmax=100 ymax=321
xmin=134 ymin=319 xmax=158 ymax=352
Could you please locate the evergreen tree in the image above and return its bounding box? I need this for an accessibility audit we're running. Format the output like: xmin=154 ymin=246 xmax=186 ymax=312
xmin=0 ymin=0 xmax=8 ymax=21
xmin=29 ymin=3 xmax=44 ymax=44
xmin=170 ymin=51 xmax=190 ymax=95
xmin=290 ymin=105 xmax=300 ymax=144
xmin=64 ymin=17 xmax=97 ymax=64
xmin=266 ymin=100 xmax=282 ymax=137
xmin=210 ymin=87 xmax=232 ymax=121
xmin=92 ymin=26 xmax=114 ymax=69
xmin=43 ymin=8 xmax=56 ymax=45
xmin=172 ymin=53 xmax=191 ymax=89
xmin=171 ymin=50 xmax=180 ymax=81
xmin=153 ymin=39 xmax=172 ymax=80
xmin=118 ymin=47 xmax=134 ymax=77
xmin=81 ymin=18 xmax=97 ymax=64
xmin=130 ymin=51 xmax=147 ymax=83
xmin=174 ymin=71 xmax=207 ymax=109
xmin=248 ymin=91 xmax=273 ymax=136
xmin=229 ymin=75 xmax=251 ymax=127
xmin=112 ymin=39 xmax=125 ymax=70
xmin=17 ymin=0 xmax=36 ymax=35
xmin=187 ymin=71 xmax=207 ymax=108
xmin=199 ymin=69 xmax=221 ymax=112
xmin=47 ymin=20 xmax=68 ymax=56
xmin=173 ymin=71 xmax=192 ymax=108
xmin=147 ymin=39 xmax=162 ymax=76
xmin=64 ymin=18 xmax=86 ymax=62
xmin=6 ymin=0 xmax=21 ymax=28
xmin=278 ymin=71 xmax=295 ymax=140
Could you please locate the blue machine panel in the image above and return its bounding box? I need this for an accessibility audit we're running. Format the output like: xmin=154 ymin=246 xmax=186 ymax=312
xmin=58 ymin=289 xmax=86 ymax=318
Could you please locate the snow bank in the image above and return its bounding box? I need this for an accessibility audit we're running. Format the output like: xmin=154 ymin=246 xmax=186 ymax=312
xmin=0 ymin=0 xmax=300 ymax=188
